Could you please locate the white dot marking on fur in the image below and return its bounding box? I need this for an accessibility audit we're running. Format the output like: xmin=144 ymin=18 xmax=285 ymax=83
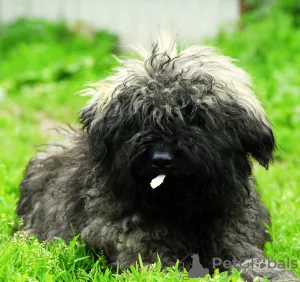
xmin=150 ymin=175 xmax=166 ymax=189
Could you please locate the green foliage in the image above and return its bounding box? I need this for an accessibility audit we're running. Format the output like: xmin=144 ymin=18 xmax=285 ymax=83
xmin=0 ymin=18 xmax=118 ymax=122
xmin=0 ymin=18 xmax=118 ymax=89
xmin=244 ymin=0 xmax=300 ymax=28
xmin=0 ymin=18 xmax=72 ymax=52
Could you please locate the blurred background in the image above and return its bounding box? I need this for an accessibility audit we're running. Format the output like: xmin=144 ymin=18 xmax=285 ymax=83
xmin=0 ymin=0 xmax=241 ymax=46
xmin=0 ymin=0 xmax=300 ymax=280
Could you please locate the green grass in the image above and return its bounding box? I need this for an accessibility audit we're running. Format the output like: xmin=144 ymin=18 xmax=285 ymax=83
xmin=1 ymin=5 xmax=300 ymax=280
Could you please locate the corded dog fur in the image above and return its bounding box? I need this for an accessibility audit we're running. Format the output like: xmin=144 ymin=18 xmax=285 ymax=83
xmin=18 ymin=35 xmax=299 ymax=281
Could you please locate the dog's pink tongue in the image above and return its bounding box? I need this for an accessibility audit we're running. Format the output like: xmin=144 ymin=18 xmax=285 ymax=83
xmin=150 ymin=175 xmax=166 ymax=189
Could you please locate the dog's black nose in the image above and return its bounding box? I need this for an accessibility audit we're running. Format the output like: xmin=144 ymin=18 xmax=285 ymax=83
xmin=152 ymin=152 xmax=173 ymax=168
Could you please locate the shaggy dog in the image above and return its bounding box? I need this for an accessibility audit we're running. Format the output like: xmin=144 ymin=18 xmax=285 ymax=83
xmin=18 ymin=35 xmax=299 ymax=281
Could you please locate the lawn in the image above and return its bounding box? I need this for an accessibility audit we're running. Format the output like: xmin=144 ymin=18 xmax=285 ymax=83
xmin=0 ymin=3 xmax=300 ymax=281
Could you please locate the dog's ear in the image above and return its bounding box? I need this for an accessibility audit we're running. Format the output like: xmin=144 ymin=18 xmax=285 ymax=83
xmin=230 ymin=106 xmax=276 ymax=169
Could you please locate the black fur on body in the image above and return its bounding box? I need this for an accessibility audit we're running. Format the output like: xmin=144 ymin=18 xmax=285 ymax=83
xmin=18 ymin=36 xmax=299 ymax=281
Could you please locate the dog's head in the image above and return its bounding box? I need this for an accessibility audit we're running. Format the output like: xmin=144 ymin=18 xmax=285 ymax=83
xmin=80 ymin=35 xmax=275 ymax=216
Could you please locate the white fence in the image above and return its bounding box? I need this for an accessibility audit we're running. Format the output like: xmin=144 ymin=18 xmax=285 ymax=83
xmin=0 ymin=0 xmax=240 ymax=47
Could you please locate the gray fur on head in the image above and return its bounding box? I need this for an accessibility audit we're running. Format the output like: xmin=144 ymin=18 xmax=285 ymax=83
xmin=17 ymin=34 xmax=299 ymax=282
xmin=82 ymin=33 xmax=268 ymax=127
